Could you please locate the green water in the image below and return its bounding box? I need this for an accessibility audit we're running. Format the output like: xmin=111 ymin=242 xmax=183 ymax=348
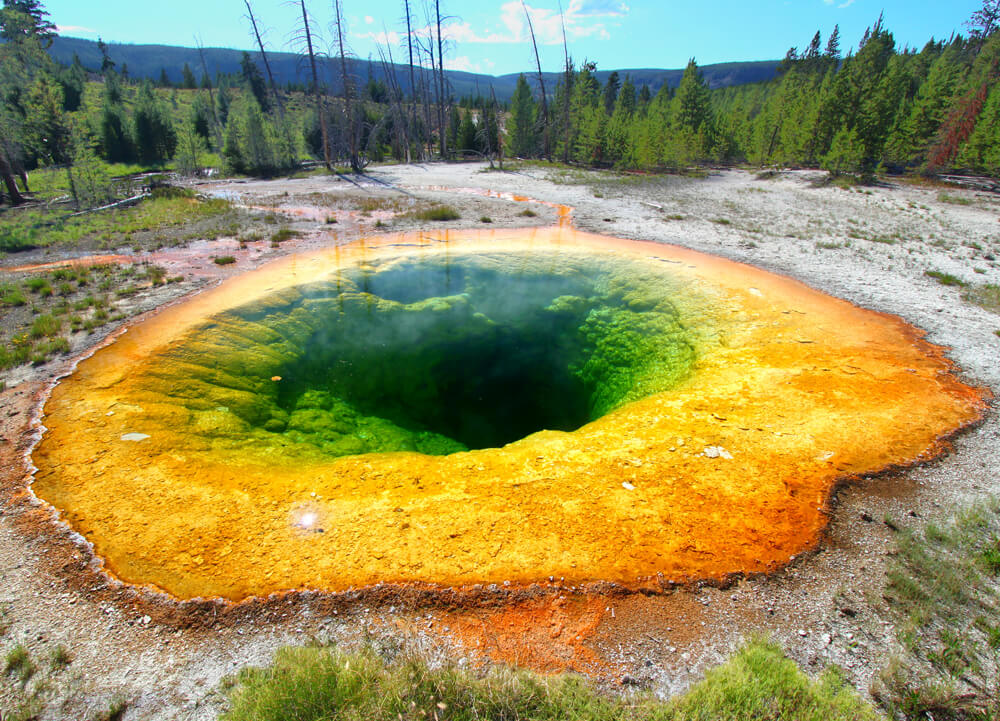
xmin=144 ymin=250 xmax=701 ymax=458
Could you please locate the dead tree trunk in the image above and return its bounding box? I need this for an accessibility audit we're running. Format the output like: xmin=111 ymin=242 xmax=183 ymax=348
xmin=434 ymin=0 xmax=447 ymax=158
xmin=244 ymin=1 xmax=286 ymax=120
xmin=376 ymin=39 xmax=410 ymax=162
xmin=490 ymin=85 xmax=503 ymax=171
xmin=559 ymin=0 xmax=571 ymax=164
xmin=522 ymin=0 xmax=550 ymax=160
xmin=332 ymin=0 xmax=361 ymax=172
xmin=403 ymin=0 xmax=417 ymax=161
xmin=195 ymin=37 xmax=224 ymax=150
xmin=0 ymin=154 xmax=26 ymax=205
xmin=299 ymin=0 xmax=331 ymax=169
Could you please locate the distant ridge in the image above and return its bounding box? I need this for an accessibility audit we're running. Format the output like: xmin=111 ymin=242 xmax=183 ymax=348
xmin=48 ymin=36 xmax=779 ymax=102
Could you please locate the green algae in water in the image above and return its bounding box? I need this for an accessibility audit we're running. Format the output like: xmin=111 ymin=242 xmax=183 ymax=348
xmin=142 ymin=250 xmax=703 ymax=459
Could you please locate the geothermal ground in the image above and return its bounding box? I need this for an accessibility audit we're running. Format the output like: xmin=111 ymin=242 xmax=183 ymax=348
xmin=1 ymin=164 xmax=998 ymax=719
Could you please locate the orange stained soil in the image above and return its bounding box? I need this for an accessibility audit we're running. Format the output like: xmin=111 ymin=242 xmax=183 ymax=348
xmin=444 ymin=596 xmax=613 ymax=675
xmin=29 ymin=226 xmax=988 ymax=601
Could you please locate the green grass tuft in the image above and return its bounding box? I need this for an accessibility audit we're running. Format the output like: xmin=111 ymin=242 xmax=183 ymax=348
xmin=220 ymin=640 xmax=876 ymax=721
xmin=270 ymin=227 xmax=301 ymax=243
xmin=5 ymin=644 xmax=36 ymax=685
xmin=413 ymin=205 xmax=461 ymax=221
xmin=49 ymin=644 xmax=71 ymax=670
xmin=924 ymin=270 xmax=968 ymax=287
xmin=963 ymin=283 xmax=1000 ymax=314
xmin=518 ymin=208 xmax=538 ymax=218
xmin=214 ymin=256 xmax=237 ymax=266
xmin=937 ymin=192 xmax=972 ymax=206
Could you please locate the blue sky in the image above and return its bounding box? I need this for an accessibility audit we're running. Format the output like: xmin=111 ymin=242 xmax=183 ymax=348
xmin=46 ymin=0 xmax=982 ymax=75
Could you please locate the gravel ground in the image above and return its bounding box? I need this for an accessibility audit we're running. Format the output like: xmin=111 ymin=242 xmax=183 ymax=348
xmin=1 ymin=163 xmax=998 ymax=719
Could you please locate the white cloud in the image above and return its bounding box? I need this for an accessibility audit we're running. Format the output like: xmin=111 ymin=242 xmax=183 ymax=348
xmin=822 ymin=0 xmax=856 ymax=7
xmin=364 ymin=15 xmax=375 ymax=24
xmin=57 ymin=24 xmax=98 ymax=36
xmin=445 ymin=55 xmax=496 ymax=72
xmin=353 ymin=29 xmax=401 ymax=45
xmin=371 ymin=0 xmax=626 ymax=51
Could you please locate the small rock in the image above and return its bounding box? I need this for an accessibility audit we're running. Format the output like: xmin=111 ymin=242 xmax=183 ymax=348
xmin=860 ymin=512 xmax=874 ymax=522
xmin=620 ymin=675 xmax=639 ymax=686
xmin=797 ymin=629 xmax=808 ymax=637
xmin=120 ymin=433 xmax=150 ymax=442
xmin=822 ymin=633 xmax=832 ymax=645
xmin=141 ymin=615 xmax=151 ymax=625
xmin=622 ymin=481 xmax=636 ymax=491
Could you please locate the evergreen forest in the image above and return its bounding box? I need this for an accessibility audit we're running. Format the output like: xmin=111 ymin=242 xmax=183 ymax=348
xmin=3 ymin=0 xmax=1000 ymax=207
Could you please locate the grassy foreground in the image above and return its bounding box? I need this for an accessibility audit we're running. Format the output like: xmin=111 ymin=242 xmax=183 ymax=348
xmin=221 ymin=640 xmax=878 ymax=721
xmin=875 ymin=499 xmax=1000 ymax=720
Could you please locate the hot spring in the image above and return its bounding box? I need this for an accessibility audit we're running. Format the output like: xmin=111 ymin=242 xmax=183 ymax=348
xmin=31 ymin=228 xmax=986 ymax=600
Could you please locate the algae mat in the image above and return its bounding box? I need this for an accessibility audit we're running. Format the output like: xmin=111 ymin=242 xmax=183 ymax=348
xmin=31 ymin=228 xmax=986 ymax=600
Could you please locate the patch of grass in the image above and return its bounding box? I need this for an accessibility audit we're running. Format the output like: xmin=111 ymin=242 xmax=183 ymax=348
xmin=214 ymin=256 xmax=237 ymax=266
xmin=665 ymin=214 xmax=684 ymax=221
xmin=91 ymin=694 xmax=129 ymax=721
xmin=816 ymin=241 xmax=843 ymax=250
xmin=518 ymin=208 xmax=537 ymax=218
xmin=963 ymin=283 xmax=1000 ymax=313
xmin=874 ymin=499 xmax=1000 ymax=719
xmin=220 ymin=640 xmax=876 ymax=721
xmin=270 ymin=227 xmax=301 ymax=243
xmin=25 ymin=278 xmax=52 ymax=295
xmin=925 ymin=270 xmax=968 ymax=287
xmin=5 ymin=644 xmax=36 ymax=685
xmin=29 ymin=314 xmax=61 ymax=339
xmin=711 ymin=217 xmax=732 ymax=225
xmin=0 ymin=195 xmax=232 ymax=253
xmin=937 ymin=192 xmax=972 ymax=206
xmin=412 ymin=205 xmax=460 ymax=221
xmin=479 ymin=215 xmax=493 ymax=223
xmin=5 ymin=696 xmax=43 ymax=721
xmin=145 ymin=265 xmax=167 ymax=286
xmin=324 ymin=216 xmax=337 ymax=224
xmin=1 ymin=285 xmax=27 ymax=306
xmin=49 ymin=644 xmax=71 ymax=670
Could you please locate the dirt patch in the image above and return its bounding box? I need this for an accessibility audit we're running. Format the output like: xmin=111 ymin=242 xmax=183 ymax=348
xmin=1 ymin=163 xmax=999 ymax=719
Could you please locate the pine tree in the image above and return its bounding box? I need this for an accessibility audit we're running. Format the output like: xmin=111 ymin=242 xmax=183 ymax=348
xmin=506 ymin=74 xmax=537 ymax=158
xmin=957 ymin=81 xmax=1000 ymax=173
xmin=602 ymin=71 xmax=620 ymax=115
xmin=674 ymin=59 xmax=713 ymax=134
xmin=181 ymin=62 xmax=197 ymax=90
xmin=458 ymin=109 xmax=477 ymax=154
xmin=190 ymin=93 xmax=212 ymax=142
xmin=825 ymin=25 xmax=841 ymax=60
xmin=216 ymin=83 xmax=231 ymax=125
xmin=240 ymin=52 xmax=270 ymax=113
xmin=0 ymin=0 xmax=56 ymax=46
xmin=158 ymin=67 xmax=171 ymax=88
xmin=132 ymin=81 xmax=177 ymax=164
xmin=99 ymin=72 xmax=132 ymax=163
xmin=58 ymin=53 xmax=85 ymax=112
xmin=22 ymin=73 xmax=69 ymax=163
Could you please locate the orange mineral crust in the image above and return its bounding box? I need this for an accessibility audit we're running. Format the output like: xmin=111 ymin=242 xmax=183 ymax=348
xmin=31 ymin=228 xmax=986 ymax=601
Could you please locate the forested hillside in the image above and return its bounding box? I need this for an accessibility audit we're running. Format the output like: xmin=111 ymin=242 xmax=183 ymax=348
xmin=46 ymin=36 xmax=780 ymax=102
xmin=3 ymin=0 xmax=1000 ymax=209
xmin=509 ymin=10 xmax=1000 ymax=177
